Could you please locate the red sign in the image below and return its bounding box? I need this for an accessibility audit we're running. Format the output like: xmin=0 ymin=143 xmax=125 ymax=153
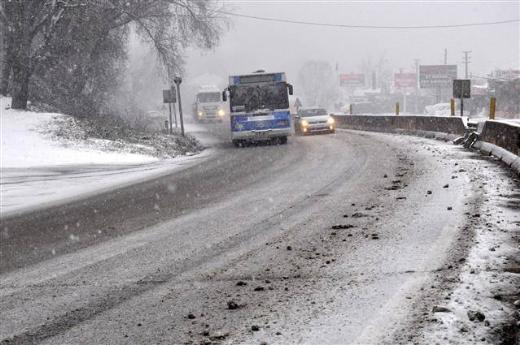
xmin=340 ymin=73 xmax=365 ymax=87
xmin=394 ymin=73 xmax=416 ymax=88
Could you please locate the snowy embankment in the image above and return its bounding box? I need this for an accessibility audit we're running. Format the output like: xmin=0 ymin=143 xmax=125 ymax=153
xmin=0 ymin=97 xmax=160 ymax=168
xmin=1 ymin=97 xmax=207 ymax=216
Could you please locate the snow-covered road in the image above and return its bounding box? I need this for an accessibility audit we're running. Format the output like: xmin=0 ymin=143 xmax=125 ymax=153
xmin=0 ymin=128 xmax=518 ymax=344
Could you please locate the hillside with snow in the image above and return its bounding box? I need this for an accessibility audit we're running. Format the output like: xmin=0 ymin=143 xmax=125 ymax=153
xmin=1 ymin=97 xmax=160 ymax=168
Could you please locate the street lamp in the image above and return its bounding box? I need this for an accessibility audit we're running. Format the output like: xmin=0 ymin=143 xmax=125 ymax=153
xmin=173 ymin=77 xmax=184 ymax=136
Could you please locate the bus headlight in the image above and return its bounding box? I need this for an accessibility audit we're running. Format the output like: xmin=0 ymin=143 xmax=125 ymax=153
xmin=327 ymin=117 xmax=335 ymax=125
xmin=301 ymin=120 xmax=309 ymax=127
xmin=218 ymin=109 xmax=225 ymax=117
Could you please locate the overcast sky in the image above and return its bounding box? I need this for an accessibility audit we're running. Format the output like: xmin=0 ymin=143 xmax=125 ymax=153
xmin=184 ymin=0 xmax=520 ymax=84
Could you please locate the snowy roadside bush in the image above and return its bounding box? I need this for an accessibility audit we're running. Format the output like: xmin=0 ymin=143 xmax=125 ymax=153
xmin=41 ymin=113 xmax=202 ymax=159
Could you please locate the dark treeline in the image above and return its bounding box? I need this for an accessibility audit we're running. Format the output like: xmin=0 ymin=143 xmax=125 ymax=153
xmin=0 ymin=0 xmax=224 ymax=117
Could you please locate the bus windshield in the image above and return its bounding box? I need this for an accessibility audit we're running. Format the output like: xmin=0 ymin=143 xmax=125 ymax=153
xmin=229 ymin=82 xmax=289 ymax=113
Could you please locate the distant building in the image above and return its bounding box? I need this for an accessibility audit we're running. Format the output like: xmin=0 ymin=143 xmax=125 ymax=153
xmin=491 ymin=78 xmax=520 ymax=116
xmin=488 ymin=70 xmax=520 ymax=116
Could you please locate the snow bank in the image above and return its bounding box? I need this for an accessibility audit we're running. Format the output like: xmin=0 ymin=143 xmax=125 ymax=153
xmin=1 ymin=97 xmax=157 ymax=168
xmin=424 ymin=103 xmax=452 ymax=116
xmin=1 ymin=151 xmax=211 ymax=216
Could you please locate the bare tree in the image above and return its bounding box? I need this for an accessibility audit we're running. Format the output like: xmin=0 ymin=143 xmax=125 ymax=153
xmin=0 ymin=0 xmax=75 ymax=108
xmin=297 ymin=60 xmax=339 ymax=109
xmin=358 ymin=52 xmax=392 ymax=92
xmin=0 ymin=17 xmax=6 ymax=94
xmin=0 ymin=0 xmax=224 ymax=110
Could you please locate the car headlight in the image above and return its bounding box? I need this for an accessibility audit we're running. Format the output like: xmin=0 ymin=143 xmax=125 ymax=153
xmin=301 ymin=120 xmax=309 ymax=127
xmin=327 ymin=117 xmax=335 ymax=125
xmin=198 ymin=111 xmax=203 ymax=117
xmin=218 ymin=109 xmax=225 ymax=117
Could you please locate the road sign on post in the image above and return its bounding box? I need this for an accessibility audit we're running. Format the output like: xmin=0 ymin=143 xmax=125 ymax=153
xmin=163 ymin=87 xmax=176 ymax=134
xmin=173 ymin=77 xmax=184 ymax=137
xmin=453 ymin=79 xmax=471 ymax=99
xmin=162 ymin=89 xmax=176 ymax=103
xmin=453 ymin=79 xmax=471 ymax=117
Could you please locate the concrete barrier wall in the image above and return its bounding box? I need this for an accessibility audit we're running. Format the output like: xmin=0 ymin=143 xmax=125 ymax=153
xmin=479 ymin=120 xmax=520 ymax=156
xmin=330 ymin=114 xmax=519 ymax=174
xmin=332 ymin=115 xmax=466 ymax=136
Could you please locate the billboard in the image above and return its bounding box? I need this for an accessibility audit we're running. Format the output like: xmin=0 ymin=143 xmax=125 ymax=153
xmin=419 ymin=65 xmax=457 ymax=88
xmin=340 ymin=73 xmax=365 ymax=87
xmin=394 ymin=73 xmax=416 ymax=88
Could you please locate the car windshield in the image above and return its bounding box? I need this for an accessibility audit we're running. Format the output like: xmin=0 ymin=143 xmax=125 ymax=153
xmin=229 ymin=82 xmax=289 ymax=112
xmin=197 ymin=92 xmax=221 ymax=103
xmin=300 ymin=108 xmax=327 ymax=117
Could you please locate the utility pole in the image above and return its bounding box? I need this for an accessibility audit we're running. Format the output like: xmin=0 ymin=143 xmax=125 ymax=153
xmin=462 ymin=51 xmax=471 ymax=79
xmin=172 ymin=98 xmax=178 ymax=128
xmin=170 ymin=85 xmax=178 ymax=128
xmin=168 ymin=102 xmax=173 ymax=134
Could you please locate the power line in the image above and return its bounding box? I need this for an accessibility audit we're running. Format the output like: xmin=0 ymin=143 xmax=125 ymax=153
xmin=218 ymin=10 xmax=520 ymax=30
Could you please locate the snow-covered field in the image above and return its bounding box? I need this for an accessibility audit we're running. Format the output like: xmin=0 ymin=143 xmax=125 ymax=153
xmin=0 ymin=97 xmax=211 ymax=216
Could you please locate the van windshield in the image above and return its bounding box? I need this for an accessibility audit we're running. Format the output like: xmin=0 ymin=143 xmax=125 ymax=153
xmin=197 ymin=92 xmax=221 ymax=103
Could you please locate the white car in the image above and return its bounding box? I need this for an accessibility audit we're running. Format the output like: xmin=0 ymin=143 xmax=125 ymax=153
xmin=294 ymin=108 xmax=335 ymax=135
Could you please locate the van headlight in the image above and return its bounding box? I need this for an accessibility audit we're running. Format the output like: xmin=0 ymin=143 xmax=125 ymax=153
xmin=301 ymin=119 xmax=309 ymax=127
xmin=327 ymin=117 xmax=335 ymax=125
xmin=198 ymin=111 xmax=204 ymax=117
xmin=218 ymin=109 xmax=225 ymax=117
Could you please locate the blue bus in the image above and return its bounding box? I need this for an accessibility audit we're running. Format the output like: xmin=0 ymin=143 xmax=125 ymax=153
xmin=223 ymin=71 xmax=293 ymax=147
